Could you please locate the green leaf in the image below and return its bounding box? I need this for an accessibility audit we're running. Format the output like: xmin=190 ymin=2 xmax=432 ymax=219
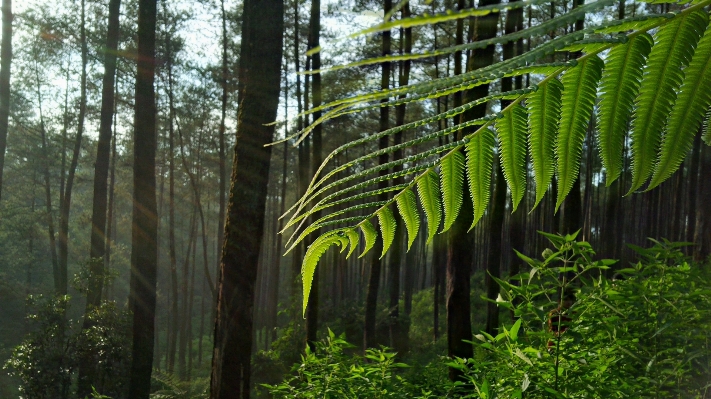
xmin=359 ymin=220 xmax=378 ymax=258
xmin=466 ymin=128 xmax=496 ymax=229
xmin=345 ymin=228 xmax=360 ymax=259
xmin=528 ymin=78 xmax=563 ymax=209
xmin=649 ymin=20 xmax=711 ymax=189
xmin=416 ymin=170 xmax=442 ymax=244
xmin=510 ymin=318 xmax=522 ymax=342
xmin=556 ymin=55 xmax=604 ymax=211
xmin=395 ymin=190 xmax=421 ymax=251
xmin=497 ymin=104 xmax=529 ymax=212
xmin=629 ymin=11 xmax=708 ymax=193
xmin=440 ymin=150 xmax=465 ymax=232
xmin=377 ymin=208 xmax=397 ymax=259
xmin=597 ymin=33 xmax=653 ymax=185
xmin=302 ymin=232 xmax=345 ymax=316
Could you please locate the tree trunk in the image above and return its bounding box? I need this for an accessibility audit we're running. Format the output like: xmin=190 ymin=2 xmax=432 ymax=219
xmin=388 ymin=3 xmax=411 ymax=355
xmin=694 ymin=142 xmax=711 ymax=261
xmin=364 ymin=0 xmax=392 ymax=352
xmin=306 ymin=0 xmax=322 ymax=351
xmin=0 ymin=0 xmax=11 ymax=201
xmin=127 ymin=0 xmax=158 ymax=396
xmin=76 ymin=0 xmax=121 ymax=393
xmin=209 ymin=0 xmax=283 ymax=397
xmin=58 ymin=0 xmax=88 ymax=297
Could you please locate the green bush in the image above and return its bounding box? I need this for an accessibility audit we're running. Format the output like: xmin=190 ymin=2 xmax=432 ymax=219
xmin=266 ymin=235 xmax=711 ymax=399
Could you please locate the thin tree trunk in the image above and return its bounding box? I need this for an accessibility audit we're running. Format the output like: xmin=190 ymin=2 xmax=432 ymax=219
xmin=209 ymin=0 xmax=283 ymax=396
xmin=306 ymin=0 xmax=322 ymax=350
xmin=58 ymin=0 xmax=88 ymax=297
xmin=388 ymin=3 xmax=412 ymax=355
xmin=218 ymin=0 xmax=228 ymax=302
xmin=127 ymin=0 xmax=158 ymax=396
xmin=364 ymin=0 xmax=392 ymax=352
xmin=694 ymin=142 xmax=711 ymax=261
xmin=0 ymin=0 xmax=12 ymax=201
xmin=76 ymin=0 xmax=122 ymax=393
xmin=179 ymin=211 xmax=197 ymax=380
xmin=164 ymin=14 xmax=179 ymax=373
xmin=104 ymin=90 xmax=118 ymax=301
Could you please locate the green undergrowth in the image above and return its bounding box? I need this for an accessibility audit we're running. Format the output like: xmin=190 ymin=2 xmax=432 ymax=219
xmin=263 ymin=235 xmax=711 ymax=398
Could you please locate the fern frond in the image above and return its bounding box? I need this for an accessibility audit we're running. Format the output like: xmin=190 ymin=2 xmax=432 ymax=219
xmin=377 ymin=208 xmax=397 ymax=259
xmin=497 ymin=105 xmax=529 ymax=212
xmin=466 ymin=127 xmax=496 ymax=230
xmin=396 ymin=189 xmax=421 ymax=251
xmin=416 ymin=170 xmax=442 ymax=244
xmin=597 ymin=33 xmax=653 ymax=185
xmin=649 ymin=20 xmax=711 ymax=190
xmin=345 ymin=228 xmax=360 ymax=259
xmin=556 ymin=55 xmax=604 ymax=211
xmin=629 ymin=10 xmax=708 ymax=194
xmin=302 ymin=231 xmax=346 ymax=315
xmin=594 ymin=14 xmax=670 ymax=34
xmin=440 ymin=150 xmax=465 ymax=233
xmin=528 ymin=78 xmax=563 ymax=209
xmin=359 ymin=220 xmax=378 ymax=258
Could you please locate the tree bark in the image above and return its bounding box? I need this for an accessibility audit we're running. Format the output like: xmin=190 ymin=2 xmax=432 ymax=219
xmin=306 ymin=0 xmax=322 ymax=351
xmin=694 ymin=142 xmax=711 ymax=261
xmin=209 ymin=0 xmax=283 ymax=397
xmin=77 ymin=0 xmax=122 ymax=393
xmin=364 ymin=0 xmax=392 ymax=352
xmin=58 ymin=0 xmax=88 ymax=297
xmin=127 ymin=0 xmax=158 ymax=396
xmin=0 ymin=0 xmax=12 ymax=202
xmin=388 ymin=3 xmax=412 ymax=355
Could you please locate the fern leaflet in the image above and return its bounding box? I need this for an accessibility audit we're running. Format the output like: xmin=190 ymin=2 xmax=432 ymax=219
xmin=359 ymin=220 xmax=378 ymax=258
xmin=302 ymin=232 xmax=345 ymax=315
xmin=377 ymin=208 xmax=397 ymax=259
xmin=497 ymin=104 xmax=529 ymax=212
xmin=629 ymin=10 xmax=708 ymax=193
xmin=396 ymin=189 xmax=421 ymax=251
xmin=416 ymin=170 xmax=442 ymax=244
xmin=597 ymin=33 xmax=653 ymax=185
xmin=528 ymin=78 xmax=563 ymax=209
xmin=466 ymin=128 xmax=496 ymax=229
xmin=649 ymin=20 xmax=711 ymax=189
xmin=556 ymin=55 xmax=604 ymax=211
xmin=440 ymin=150 xmax=465 ymax=232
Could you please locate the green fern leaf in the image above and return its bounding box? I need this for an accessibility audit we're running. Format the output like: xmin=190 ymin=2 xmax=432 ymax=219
xmin=629 ymin=11 xmax=708 ymax=193
xmin=416 ymin=170 xmax=442 ymax=244
xmin=649 ymin=20 xmax=711 ymax=189
xmin=440 ymin=150 xmax=465 ymax=233
xmin=556 ymin=55 xmax=604 ymax=211
xmin=496 ymin=104 xmax=529 ymax=212
xmin=302 ymin=232 xmax=345 ymax=316
xmin=528 ymin=79 xmax=563 ymax=210
xmin=597 ymin=33 xmax=653 ymax=185
xmin=465 ymin=128 xmax=496 ymax=229
xmin=396 ymin=190 xmax=421 ymax=251
xmin=377 ymin=208 xmax=397 ymax=259
xmin=345 ymin=228 xmax=360 ymax=259
xmin=359 ymin=220 xmax=378 ymax=258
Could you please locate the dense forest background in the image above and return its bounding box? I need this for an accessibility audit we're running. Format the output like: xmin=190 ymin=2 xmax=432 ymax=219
xmin=0 ymin=0 xmax=710 ymax=397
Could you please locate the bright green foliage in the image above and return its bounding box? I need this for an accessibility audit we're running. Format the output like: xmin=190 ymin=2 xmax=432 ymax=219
xmin=556 ymin=55 xmax=604 ymax=211
xmin=597 ymin=33 xmax=653 ymax=185
xmin=496 ymin=104 xmax=529 ymax=212
xmin=527 ymin=79 xmax=563 ymax=209
xmin=395 ymin=189 xmax=421 ymax=251
xmin=465 ymin=127 xmax=496 ymax=229
xmin=302 ymin=232 xmax=347 ymax=315
xmin=649 ymin=21 xmax=711 ymax=189
xmin=440 ymin=150 xmax=465 ymax=232
xmin=629 ymin=11 xmax=708 ymax=193
xmin=285 ymin=2 xmax=711 ymax=312
xmin=377 ymin=208 xmax=397 ymax=259
xmin=416 ymin=170 xmax=442 ymax=244
xmin=344 ymin=228 xmax=360 ymax=259
xmin=359 ymin=220 xmax=378 ymax=258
